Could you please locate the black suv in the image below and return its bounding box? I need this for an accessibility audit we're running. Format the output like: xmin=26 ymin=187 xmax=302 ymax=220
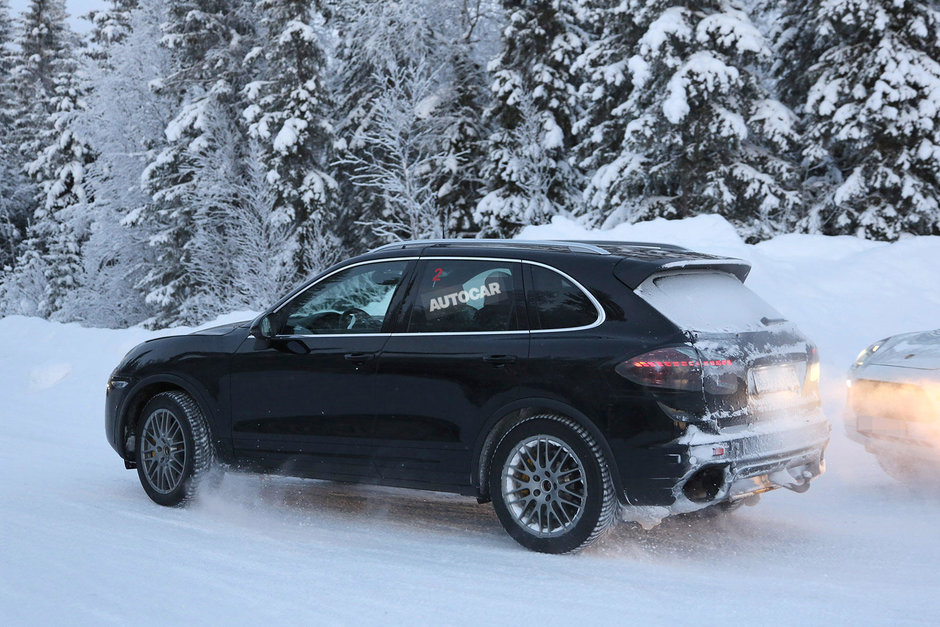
xmin=106 ymin=240 xmax=829 ymax=553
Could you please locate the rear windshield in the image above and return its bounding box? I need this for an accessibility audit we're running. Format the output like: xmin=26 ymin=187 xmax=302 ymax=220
xmin=635 ymin=271 xmax=784 ymax=333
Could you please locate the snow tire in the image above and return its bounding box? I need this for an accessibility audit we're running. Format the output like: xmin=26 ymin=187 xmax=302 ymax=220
xmin=135 ymin=391 xmax=214 ymax=507
xmin=489 ymin=414 xmax=615 ymax=554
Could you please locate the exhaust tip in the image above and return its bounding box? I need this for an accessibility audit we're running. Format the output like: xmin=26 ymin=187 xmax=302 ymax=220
xmin=683 ymin=466 xmax=726 ymax=503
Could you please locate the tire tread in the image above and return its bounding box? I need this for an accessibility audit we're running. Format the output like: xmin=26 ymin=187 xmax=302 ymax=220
xmin=140 ymin=391 xmax=214 ymax=506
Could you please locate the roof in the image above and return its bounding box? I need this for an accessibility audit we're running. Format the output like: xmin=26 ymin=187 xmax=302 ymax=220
xmin=367 ymin=238 xmax=751 ymax=286
xmin=370 ymin=238 xmax=689 ymax=256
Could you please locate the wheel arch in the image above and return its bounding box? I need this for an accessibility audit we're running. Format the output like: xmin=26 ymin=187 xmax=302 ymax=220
xmin=472 ymin=398 xmax=626 ymax=505
xmin=116 ymin=374 xmax=216 ymax=463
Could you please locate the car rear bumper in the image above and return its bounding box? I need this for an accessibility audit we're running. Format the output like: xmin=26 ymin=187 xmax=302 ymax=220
xmin=844 ymin=406 xmax=940 ymax=463
xmin=619 ymin=409 xmax=830 ymax=516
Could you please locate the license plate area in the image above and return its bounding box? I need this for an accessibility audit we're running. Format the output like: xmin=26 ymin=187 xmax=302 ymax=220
xmin=750 ymin=364 xmax=801 ymax=396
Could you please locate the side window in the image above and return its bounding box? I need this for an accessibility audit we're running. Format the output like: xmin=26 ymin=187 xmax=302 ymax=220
xmin=407 ymin=260 xmax=522 ymax=333
xmin=529 ymin=265 xmax=598 ymax=330
xmin=277 ymin=260 xmax=409 ymax=335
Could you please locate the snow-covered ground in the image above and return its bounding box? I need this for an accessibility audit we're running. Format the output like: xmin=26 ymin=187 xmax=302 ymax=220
xmin=2 ymin=215 xmax=940 ymax=624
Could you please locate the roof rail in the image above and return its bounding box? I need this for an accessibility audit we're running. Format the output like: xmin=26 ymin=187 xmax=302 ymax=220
xmin=371 ymin=239 xmax=611 ymax=255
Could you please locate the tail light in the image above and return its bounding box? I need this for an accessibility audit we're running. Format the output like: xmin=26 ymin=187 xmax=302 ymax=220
xmin=804 ymin=344 xmax=820 ymax=397
xmin=616 ymin=346 xmax=741 ymax=394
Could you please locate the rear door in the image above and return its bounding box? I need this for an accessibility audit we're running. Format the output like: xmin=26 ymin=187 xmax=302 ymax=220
xmin=373 ymin=257 xmax=530 ymax=487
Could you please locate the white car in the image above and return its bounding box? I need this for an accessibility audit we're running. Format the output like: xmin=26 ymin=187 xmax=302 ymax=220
xmin=846 ymin=330 xmax=940 ymax=482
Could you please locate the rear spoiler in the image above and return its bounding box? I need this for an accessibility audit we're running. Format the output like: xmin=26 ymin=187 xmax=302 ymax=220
xmin=613 ymin=255 xmax=751 ymax=289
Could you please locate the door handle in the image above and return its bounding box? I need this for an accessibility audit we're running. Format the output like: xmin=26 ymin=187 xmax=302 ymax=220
xmin=344 ymin=352 xmax=376 ymax=363
xmin=483 ymin=354 xmax=517 ymax=366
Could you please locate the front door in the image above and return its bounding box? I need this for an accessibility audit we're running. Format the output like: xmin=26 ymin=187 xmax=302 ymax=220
xmin=374 ymin=258 xmax=529 ymax=487
xmin=230 ymin=259 xmax=413 ymax=478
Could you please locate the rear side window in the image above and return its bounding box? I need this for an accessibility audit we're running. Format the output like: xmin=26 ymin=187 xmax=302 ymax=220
xmin=636 ymin=271 xmax=784 ymax=333
xmin=528 ymin=265 xmax=599 ymax=330
xmin=407 ymin=260 xmax=522 ymax=333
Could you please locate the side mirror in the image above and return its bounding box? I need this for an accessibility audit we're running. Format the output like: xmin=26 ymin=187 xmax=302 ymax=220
xmin=250 ymin=313 xmax=277 ymax=339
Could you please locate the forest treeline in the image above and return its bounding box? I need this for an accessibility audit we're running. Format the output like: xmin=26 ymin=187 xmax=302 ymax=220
xmin=1 ymin=0 xmax=938 ymax=327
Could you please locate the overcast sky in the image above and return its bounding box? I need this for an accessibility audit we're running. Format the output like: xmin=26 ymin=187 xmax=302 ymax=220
xmin=9 ymin=0 xmax=108 ymax=34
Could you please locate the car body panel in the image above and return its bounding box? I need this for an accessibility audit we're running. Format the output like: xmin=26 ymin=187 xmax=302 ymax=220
xmin=865 ymin=330 xmax=940 ymax=371
xmin=229 ymin=333 xmax=392 ymax=478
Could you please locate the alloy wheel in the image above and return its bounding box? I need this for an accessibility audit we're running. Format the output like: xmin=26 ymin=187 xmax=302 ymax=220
xmin=500 ymin=435 xmax=587 ymax=537
xmin=140 ymin=408 xmax=188 ymax=494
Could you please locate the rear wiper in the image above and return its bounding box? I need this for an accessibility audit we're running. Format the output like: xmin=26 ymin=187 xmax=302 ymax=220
xmin=761 ymin=316 xmax=787 ymax=326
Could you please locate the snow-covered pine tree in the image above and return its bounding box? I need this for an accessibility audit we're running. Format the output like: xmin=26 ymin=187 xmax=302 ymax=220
xmin=5 ymin=0 xmax=72 ymax=181
xmin=1 ymin=0 xmax=88 ymax=316
xmin=433 ymin=29 xmax=492 ymax=238
xmin=475 ymin=0 xmax=586 ymax=237
xmin=86 ymin=0 xmax=138 ymax=52
xmin=244 ymin=0 xmax=339 ymax=283
xmin=140 ymin=0 xmax=260 ymax=326
xmin=778 ymin=0 xmax=940 ymax=239
xmin=572 ymin=0 xmax=643 ymax=180
xmin=331 ymin=0 xmax=450 ymax=248
xmin=21 ymin=47 xmax=95 ymax=318
xmin=581 ymin=1 xmax=802 ymax=241
xmin=340 ymin=61 xmax=460 ymax=241
xmin=63 ymin=0 xmax=171 ymax=326
xmin=765 ymin=1 xmax=816 ymax=112
xmin=0 ymin=1 xmax=13 ymax=125
xmin=0 ymin=0 xmax=31 ymax=271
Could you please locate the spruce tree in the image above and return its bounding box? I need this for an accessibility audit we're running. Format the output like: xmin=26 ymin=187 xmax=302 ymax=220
xmin=475 ymin=0 xmax=586 ymax=237
xmin=572 ymin=0 xmax=642 ymax=179
xmin=87 ymin=0 xmax=138 ymax=51
xmin=244 ymin=0 xmax=339 ymax=281
xmin=331 ymin=0 xmax=447 ymax=248
xmin=0 ymin=0 xmax=16 ymax=138
xmin=62 ymin=0 xmax=171 ymax=326
xmin=0 ymin=0 xmax=30 ymax=271
xmin=434 ymin=44 xmax=490 ymax=237
xmin=140 ymin=0 xmax=259 ymax=325
xmin=23 ymin=53 xmax=94 ymax=317
xmin=778 ymin=0 xmax=940 ymax=239
xmin=579 ymin=1 xmax=801 ymax=240
xmin=2 ymin=0 xmax=86 ymax=316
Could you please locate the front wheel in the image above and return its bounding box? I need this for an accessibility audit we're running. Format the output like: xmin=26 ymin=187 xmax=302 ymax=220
xmin=135 ymin=391 xmax=214 ymax=507
xmin=876 ymin=452 xmax=924 ymax=484
xmin=489 ymin=415 xmax=616 ymax=554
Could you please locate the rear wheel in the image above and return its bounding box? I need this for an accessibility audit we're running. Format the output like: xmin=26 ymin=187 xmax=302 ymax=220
xmin=135 ymin=391 xmax=213 ymax=506
xmin=489 ymin=414 xmax=615 ymax=554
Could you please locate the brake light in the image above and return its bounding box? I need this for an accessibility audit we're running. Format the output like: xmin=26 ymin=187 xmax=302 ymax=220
xmin=617 ymin=346 xmax=742 ymax=394
xmin=616 ymin=347 xmax=705 ymax=391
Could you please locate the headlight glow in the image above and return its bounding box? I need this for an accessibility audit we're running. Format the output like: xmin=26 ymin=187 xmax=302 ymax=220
xmin=853 ymin=338 xmax=889 ymax=369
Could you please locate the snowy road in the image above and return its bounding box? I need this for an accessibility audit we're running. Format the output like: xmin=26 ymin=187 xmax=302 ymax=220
xmin=2 ymin=365 xmax=938 ymax=625
xmin=2 ymin=329 xmax=938 ymax=625
xmin=3 ymin=218 xmax=940 ymax=624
